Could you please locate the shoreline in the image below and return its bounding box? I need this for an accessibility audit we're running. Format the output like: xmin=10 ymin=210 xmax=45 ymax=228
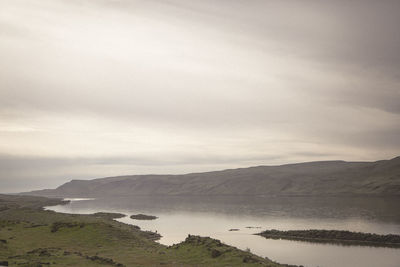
xmin=44 ymin=198 xmax=164 ymax=241
xmin=0 ymin=194 xmax=297 ymax=266
xmin=47 ymin=197 xmax=400 ymax=250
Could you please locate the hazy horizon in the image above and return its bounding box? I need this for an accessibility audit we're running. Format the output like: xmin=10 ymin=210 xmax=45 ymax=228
xmin=1 ymin=0 xmax=400 ymax=193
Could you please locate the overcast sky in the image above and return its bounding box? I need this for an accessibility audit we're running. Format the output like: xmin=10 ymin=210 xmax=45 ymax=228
xmin=1 ymin=0 xmax=399 ymax=192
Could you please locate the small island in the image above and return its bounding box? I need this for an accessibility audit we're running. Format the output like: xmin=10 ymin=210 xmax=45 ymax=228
xmin=93 ymin=212 xmax=126 ymax=219
xmin=256 ymin=229 xmax=400 ymax=248
xmin=130 ymin=214 xmax=158 ymax=220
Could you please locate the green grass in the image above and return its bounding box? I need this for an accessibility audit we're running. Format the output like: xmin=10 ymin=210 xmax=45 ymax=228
xmin=0 ymin=194 xmax=295 ymax=267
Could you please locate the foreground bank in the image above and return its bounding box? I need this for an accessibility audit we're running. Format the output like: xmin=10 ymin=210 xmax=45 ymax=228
xmin=0 ymin=194 xmax=296 ymax=267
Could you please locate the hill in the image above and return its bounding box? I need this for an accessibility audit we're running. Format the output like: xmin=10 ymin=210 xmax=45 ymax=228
xmin=24 ymin=156 xmax=400 ymax=197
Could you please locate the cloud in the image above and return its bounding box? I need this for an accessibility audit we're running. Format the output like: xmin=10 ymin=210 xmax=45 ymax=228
xmin=0 ymin=0 xmax=399 ymax=192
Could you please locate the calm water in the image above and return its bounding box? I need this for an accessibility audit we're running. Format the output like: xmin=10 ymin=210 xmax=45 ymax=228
xmin=46 ymin=196 xmax=400 ymax=267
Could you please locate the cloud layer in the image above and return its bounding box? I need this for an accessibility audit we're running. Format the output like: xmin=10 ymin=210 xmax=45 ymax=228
xmin=1 ymin=0 xmax=399 ymax=192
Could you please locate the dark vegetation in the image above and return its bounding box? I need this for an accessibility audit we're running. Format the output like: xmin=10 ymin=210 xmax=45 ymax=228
xmin=129 ymin=214 xmax=158 ymax=220
xmin=50 ymin=222 xmax=85 ymax=233
xmin=0 ymin=194 xmax=293 ymax=266
xmin=170 ymin=235 xmax=299 ymax=267
xmin=256 ymin=229 xmax=400 ymax=248
xmin=24 ymin=156 xmax=400 ymax=198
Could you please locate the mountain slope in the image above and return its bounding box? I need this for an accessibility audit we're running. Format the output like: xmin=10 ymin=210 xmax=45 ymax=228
xmin=24 ymin=156 xmax=400 ymax=197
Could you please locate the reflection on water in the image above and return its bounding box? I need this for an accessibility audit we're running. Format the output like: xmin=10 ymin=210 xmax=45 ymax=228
xmin=46 ymin=196 xmax=400 ymax=267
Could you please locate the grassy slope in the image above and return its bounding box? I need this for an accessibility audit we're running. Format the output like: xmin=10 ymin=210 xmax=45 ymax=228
xmin=0 ymin=194 xmax=292 ymax=267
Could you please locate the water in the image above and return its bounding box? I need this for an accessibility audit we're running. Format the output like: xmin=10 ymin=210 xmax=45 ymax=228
xmin=45 ymin=196 xmax=400 ymax=267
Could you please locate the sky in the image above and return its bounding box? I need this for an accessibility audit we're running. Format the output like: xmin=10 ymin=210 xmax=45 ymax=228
xmin=0 ymin=0 xmax=399 ymax=193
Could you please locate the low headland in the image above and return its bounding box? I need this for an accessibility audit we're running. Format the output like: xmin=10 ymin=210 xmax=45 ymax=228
xmin=0 ymin=194 xmax=297 ymax=266
xmin=256 ymin=229 xmax=400 ymax=248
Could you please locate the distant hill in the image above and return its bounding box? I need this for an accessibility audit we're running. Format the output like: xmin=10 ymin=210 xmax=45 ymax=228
xmin=23 ymin=156 xmax=400 ymax=197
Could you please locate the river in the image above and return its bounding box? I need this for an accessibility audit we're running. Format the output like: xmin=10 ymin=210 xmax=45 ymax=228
xmin=45 ymin=196 xmax=400 ymax=267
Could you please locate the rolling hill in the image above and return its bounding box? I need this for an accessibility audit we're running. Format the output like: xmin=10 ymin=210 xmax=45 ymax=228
xmin=24 ymin=156 xmax=400 ymax=197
